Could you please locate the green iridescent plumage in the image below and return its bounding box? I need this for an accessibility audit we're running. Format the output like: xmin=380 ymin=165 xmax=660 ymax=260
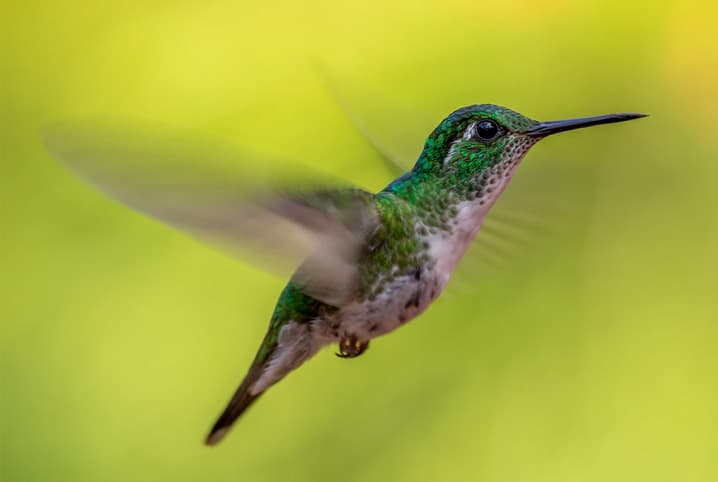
xmin=257 ymin=283 xmax=335 ymax=363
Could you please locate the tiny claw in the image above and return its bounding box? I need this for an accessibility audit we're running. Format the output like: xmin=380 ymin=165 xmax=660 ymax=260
xmin=336 ymin=334 xmax=369 ymax=359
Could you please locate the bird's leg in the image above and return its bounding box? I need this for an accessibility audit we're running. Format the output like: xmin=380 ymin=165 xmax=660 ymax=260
xmin=336 ymin=334 xmax=369 ymax=358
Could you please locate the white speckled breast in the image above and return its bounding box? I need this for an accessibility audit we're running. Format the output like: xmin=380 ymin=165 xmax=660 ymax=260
xmin=314 ymin=144 xmax=533 ymax=345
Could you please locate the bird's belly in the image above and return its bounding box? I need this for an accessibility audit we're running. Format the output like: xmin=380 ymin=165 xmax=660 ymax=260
xmin=313 ymin=199 xmax=496 ymax=344
xmin=322 ymin=269 xmax=447 ymax=342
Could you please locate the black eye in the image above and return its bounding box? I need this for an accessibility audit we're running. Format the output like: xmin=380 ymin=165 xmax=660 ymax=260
xmin=475 ymin=120 xmax=500 ymax=141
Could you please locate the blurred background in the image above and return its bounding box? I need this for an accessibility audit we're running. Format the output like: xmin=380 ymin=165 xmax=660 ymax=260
xmin=2 ymin=1 xmax=717 ymax=481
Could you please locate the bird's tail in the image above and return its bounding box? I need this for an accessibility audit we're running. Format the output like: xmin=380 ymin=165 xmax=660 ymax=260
xmin=204 ymin=361 xmax=266 ymax=445
xmin=205 ymin=321 xmax=318 ymax=445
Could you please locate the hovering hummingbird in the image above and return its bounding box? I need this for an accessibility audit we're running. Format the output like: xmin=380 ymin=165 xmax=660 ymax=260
xmin=44 ymin=104 xmax=645 ymax=445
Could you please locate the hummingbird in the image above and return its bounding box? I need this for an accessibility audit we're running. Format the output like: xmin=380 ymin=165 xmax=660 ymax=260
xmin=44 ymin=104 xmax=645 ymax=445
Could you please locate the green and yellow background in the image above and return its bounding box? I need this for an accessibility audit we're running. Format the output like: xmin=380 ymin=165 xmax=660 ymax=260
xmin=2 ymin=1 xmax=717 ymax=481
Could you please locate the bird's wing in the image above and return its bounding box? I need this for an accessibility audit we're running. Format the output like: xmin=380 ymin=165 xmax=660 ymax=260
xmin=43 ymin=121 xmax=379 ymax=306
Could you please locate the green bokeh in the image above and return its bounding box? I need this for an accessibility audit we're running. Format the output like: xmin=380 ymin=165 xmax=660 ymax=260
xmin=2 ymin=1 xmax=717 ymax=481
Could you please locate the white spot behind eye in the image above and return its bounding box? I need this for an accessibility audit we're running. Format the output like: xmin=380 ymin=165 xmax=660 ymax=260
xmin=442 ymin=122 xmax=480 ymax=166
xmin=463 ymin=122 xmax=477 ymax=140
xmin=443 ymin=140 xmax=458 ymax=166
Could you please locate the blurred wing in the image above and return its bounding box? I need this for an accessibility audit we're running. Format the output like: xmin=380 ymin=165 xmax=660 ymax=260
xmin=43 ymin=121 xmax=379 ymax=306
xmin=464 ymin=161 xmax=599 ymax=277
xmin=317 ymin=66 xmax=412 ymax=177
xmin=317 ymin=67 xmax=427 ymax=177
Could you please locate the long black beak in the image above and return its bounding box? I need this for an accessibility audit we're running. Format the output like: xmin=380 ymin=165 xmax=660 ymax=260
xmin=526 ymin=113 xmax=647 ymax=137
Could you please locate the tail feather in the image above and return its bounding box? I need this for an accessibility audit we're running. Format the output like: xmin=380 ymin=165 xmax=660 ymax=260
xmin=205 ymin=320 xmax=319 ymax=445
xmin=205 ymin=363 xmax=265 ymax=445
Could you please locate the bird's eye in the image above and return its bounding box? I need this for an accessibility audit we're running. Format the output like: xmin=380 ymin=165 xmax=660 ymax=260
xmin=475 ymin=120 xmax=501 ymax=141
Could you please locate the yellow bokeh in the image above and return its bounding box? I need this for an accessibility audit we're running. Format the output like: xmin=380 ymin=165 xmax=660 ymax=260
xmin=667 ymin=0 xmax=718 ymax=130
xmin=2 ymin=1 xmax=717 ymax=482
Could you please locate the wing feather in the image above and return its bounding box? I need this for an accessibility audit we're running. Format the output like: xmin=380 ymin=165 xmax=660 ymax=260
xmin=43 ymin=121 xmax=378 ymax=305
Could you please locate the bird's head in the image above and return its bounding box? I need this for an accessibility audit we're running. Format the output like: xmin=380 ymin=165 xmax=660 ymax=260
xmin=413 ymin=104 xmax=645 ymax=183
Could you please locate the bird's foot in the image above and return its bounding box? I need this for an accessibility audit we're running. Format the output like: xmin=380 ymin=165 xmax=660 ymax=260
xmin=336 ymin=335 xmax=369 ymax=359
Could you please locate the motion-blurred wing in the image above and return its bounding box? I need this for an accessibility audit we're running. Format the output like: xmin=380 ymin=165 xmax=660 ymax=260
xmin=43 ymin=121 xmax=379 ymax=306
